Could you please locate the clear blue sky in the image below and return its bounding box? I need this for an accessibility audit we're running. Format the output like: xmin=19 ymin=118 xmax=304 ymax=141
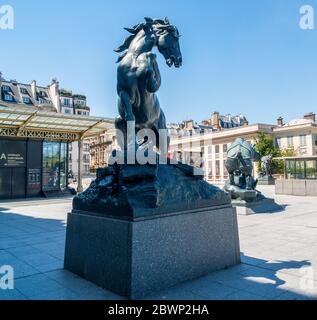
xmin=1 ymin=0 xmax=317 ymax=124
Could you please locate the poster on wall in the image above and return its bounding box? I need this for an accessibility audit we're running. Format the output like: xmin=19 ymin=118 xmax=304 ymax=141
xmin=27 ymin=168 xmax=41 ymax=193
xmin=0 ymin=140 xmax=26 ymax=168
xmin=42 ymin=167 xmax=60 ymax=191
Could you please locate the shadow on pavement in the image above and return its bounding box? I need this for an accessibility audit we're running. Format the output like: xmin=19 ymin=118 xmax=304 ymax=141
xmin=0 ymin=209 xmax=315 ymax=300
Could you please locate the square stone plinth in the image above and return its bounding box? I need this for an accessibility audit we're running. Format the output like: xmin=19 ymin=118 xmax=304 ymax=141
xmin=64 ymin=205 xmax=240 ymax=299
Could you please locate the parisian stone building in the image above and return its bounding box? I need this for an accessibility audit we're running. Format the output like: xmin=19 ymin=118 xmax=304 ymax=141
xmin=89 ymin=129 xmax=117 ymax=172
xmin=0 ymin=73 xmax=91 ymax=177
xmin=168 ymin=111 xmax=317 ymax=184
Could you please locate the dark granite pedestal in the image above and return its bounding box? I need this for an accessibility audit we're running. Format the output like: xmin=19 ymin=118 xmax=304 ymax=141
xmin=64 ymin=204 xmax=240 ymax=299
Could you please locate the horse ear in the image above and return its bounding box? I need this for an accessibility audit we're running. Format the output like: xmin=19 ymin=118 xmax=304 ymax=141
xmin=124 ymin=27 xmax=137 ymax=34
xmin=144 ymin=17 xmax=154 ymax=24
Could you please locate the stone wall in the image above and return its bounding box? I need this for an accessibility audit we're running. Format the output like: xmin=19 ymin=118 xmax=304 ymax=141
xmin=276 ymin=179 xmax=317 ymax=196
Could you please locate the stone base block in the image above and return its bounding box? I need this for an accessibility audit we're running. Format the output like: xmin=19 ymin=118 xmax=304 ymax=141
xmin=232 ymin=198 xmax=283 ymax=215
xmin=257 ymin=176 xmax=275 ymax=185
xmin=64 ymin=205 xmax=240 ymax=299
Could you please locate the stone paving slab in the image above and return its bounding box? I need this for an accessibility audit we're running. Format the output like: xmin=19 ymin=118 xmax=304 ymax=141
xmin=0 ymin=188 xmax=316 ymax=300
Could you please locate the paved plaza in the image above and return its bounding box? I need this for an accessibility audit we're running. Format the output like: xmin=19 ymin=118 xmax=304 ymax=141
xmin=1 ymin=186 xmax=317 ymax=300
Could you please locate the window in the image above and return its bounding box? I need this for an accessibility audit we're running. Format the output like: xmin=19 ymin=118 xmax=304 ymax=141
xmin=208 ymin=161 xmax=213 ymax=179
xmin=287 ymin=136 xmax=294 ymax=148
xmin=63 ymin=98 xmax=70 ymax=106
xmin=42 ymin=142 xmax=61 ymax=191
xmin=315 ymin=135 xmax=317 ymax=146
xmin=60 ymin=143 xmax=67 ymax=191
xmin=207 ymin=146 xmax=212 ymax=154
xmin=20 ymin=88 xmax=28 ymax=95
xmin=306 ymin=160 xmax=317 ymax=179
xmin=23 ymin=97 xmax=31 ymax=104
xmin=223 ymin=144 xmax=228 ymax=154
xmin=64 ymin=108 xmax=71 ymax=114
xmin=223 ymin=160 xmax=228 ymax=177
xmin=4 ymin=94 xmax=13 ymax=101
xmin=215 ymin=145 xmax=220 ymax=159
xmin=285 ymin=160 xmax=296 ymax=179
xmin=2 ymin=85 xmax=10 ymax=92
xmin=286 ymin=159 xmax=317 ymax=180
xmin=215 ymin=160 xmax=220 ymax=178
xmin=295 ymin=161 xmax=305 ymax=179
xmin=300 ymin=135 xmax=307 ymax=147
xmin=276 ymin=137 xmax=281 ymax=148
xmin=39 ymin=98 xmax=48 ymax=105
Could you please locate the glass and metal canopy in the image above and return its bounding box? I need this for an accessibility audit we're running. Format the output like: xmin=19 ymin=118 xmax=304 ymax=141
xmin=0 ymin=105 xmax=114 ymax=141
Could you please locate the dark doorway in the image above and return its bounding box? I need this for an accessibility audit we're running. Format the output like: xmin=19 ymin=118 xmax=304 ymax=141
xmin=0 ymin=168 xmax=11 ymax=199
xmin=12 ymin=168 xmax=26 ymax=198
xmin=0 ymin=167 xmax=26 ymax=199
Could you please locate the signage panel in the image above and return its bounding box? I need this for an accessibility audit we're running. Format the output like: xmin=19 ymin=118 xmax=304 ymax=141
xmin=0 ymin=140 xmax=26 ymax=168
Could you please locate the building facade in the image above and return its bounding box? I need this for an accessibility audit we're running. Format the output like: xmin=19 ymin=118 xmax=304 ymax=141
xmin=0 ymin=73 xmax=92 ymax=178
xmin=274 ymin=113 xmax=317 ymax=157
xmin=89 ymin=130 xmax=116 ymax=172
xmin=169 ymin=112 xmax=317 ymax=184
xmin=0 ymin=138 xmax=68 ymax=199
xmin=59 ymin=90 xmax=91 ymax=177
xmin=0 ymin=104 xmax=112 ymax=199
xmin=0 ymin=75 xmax=59 ymax=112
xmin=169 ymin=122 xmax=275 ymax=184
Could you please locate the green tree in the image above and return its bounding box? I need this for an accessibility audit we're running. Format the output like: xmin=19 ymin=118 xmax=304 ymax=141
xmin=255 ymin=133 xmax=279 ymax=157
xmin=255 ymin=133 xmax=280 ymax=173
xmin=255 ymin=133 xmax=298 ymax=174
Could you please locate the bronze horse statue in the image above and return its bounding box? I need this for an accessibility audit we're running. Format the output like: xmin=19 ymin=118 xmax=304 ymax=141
xmin=114 ymin=17 xmax=182 ymax=158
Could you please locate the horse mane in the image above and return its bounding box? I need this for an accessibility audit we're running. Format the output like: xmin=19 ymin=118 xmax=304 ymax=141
xmin=114 ymin=17 xmax=172 ymax=63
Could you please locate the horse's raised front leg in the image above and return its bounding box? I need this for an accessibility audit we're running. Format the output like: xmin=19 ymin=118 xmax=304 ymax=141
xmin=146 ymin=55 xmax=161 ymax=93
xmin=119 ymin=91 xmax=135 ymax=122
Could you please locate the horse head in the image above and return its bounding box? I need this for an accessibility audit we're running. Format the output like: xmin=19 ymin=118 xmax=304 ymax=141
xmin=152 ymin=18 xmax=183 ymax=68
xmin=115 ymin=17 xmax=182 ymax=68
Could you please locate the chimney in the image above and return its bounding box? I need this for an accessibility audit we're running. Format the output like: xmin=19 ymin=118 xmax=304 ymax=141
xmin=31 ymin=80 xmax=37 ymax=100
xmin=49 ymin=78 xmax=60 ymax=112
xmin=304 ymin=112 xmax=316 ymax=123
xmin=277 ymin=116 xmax=284 ymax=127
xmin=186 ymin=120 xmax=194 ymax=130
xmin=212 ymin=111 xmax=220 ymax=131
